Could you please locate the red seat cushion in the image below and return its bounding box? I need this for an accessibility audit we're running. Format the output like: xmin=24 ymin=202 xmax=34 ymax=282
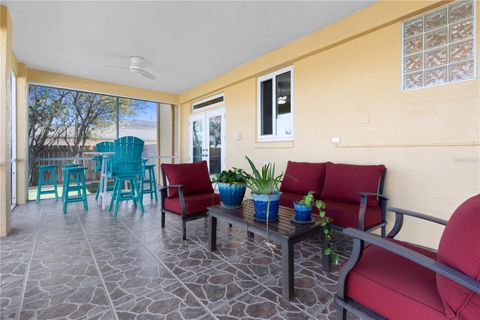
xmin=280 ymin=161 xmax=327 ymax=197
xmin=322 ymin=200 xmax=381 ymax=229
xmin=321 ymin=163 xmax=385 ymax=208
xmin=279 ymin=192 xmax=302 ymax=209
xmin=164 ymin=193 xmax=220 ymax=215
xmin=347 ymin=240 xmax=446 ymax=320
xmin=161 ymin=161 xmax=213 ymax=198
xmin=437 ymin=194 xmax=480 ymax=320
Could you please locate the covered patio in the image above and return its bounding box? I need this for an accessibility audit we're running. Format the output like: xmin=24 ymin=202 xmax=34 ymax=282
xmin=1 ymin=1 xmax=479 ymax=320
xmin=2 ymin=198 xmax=353 ymax=319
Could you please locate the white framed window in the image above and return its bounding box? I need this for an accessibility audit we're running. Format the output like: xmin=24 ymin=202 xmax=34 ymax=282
xmin=402 ymin=0 xmax=476 ymax=90
xmin=192 ymin=93 xmax=224 ymax=112
xmin=257 ymin=66 xmax=293 ymax=141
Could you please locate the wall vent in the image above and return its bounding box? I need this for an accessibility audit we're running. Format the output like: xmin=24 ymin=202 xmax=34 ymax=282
xmin=192 ymin=93 xmax=224 ymax=111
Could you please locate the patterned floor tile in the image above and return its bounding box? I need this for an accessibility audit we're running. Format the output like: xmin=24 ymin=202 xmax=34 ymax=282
xmin=1 ymin=197 xmax=357 ymax=319
xmin=182 ymin=262 xmax=259 ymax=311
xmin=210 ymin=286 xmax=310 ymax=320
xmin=266 ymin=267 xmax=335 ymax=316
xmin=314 ymin=298 xmax=360 ymax=320
xmin=157 ymin=244 xmax=225 ymax=281
xmin=0 ymin=209 xmax=40 ymax=320
xmin=227 ymin=249 xmax=283 ymax=287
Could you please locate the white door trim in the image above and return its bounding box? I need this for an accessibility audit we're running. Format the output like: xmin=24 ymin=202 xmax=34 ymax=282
xmin=188 ymin=106 xmax=225 ymax=173
xmin=206 ymin=107 xmax=226 ymax=173
xmin=189 ymin=112 xmax=205 ymax=164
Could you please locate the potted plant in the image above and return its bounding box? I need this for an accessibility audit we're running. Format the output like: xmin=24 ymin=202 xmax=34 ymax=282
xmin=315 ymin=199 xmax=340 ymax=266
xmin=212 ymin=167 xmax=248 ymax=208
xmin=293 ymin=191 xmax=314 ymax=222
xmin=245 ymin=156 xmax=284 ymax=221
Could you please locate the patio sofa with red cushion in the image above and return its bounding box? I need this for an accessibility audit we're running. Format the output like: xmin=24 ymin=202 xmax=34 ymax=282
xmin=279 ymin=161 xmax=387 ymax=234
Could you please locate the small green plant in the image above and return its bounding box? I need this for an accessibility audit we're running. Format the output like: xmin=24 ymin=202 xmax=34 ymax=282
xmin=212 ymin=167 xmax=249 ymax=185
xmin=315 ymin=200 xmax=340 ymax=266
xmin=245 ymin=156 xmax=283 ymax=195
xmin=298 ymin=191 xmax=315 ymax=207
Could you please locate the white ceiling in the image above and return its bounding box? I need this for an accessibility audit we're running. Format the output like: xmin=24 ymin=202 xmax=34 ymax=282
xmin=5 ymin=1 xmax=374 ymax=94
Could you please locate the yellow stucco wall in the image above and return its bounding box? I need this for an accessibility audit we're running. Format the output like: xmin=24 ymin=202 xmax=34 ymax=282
xmin=179 ymin=1 xmax=480 ymax=248
xmin=1 ymin=5 xmax=13 ymax=236
xmin=178 ymin=1 xmax=446 ymax=104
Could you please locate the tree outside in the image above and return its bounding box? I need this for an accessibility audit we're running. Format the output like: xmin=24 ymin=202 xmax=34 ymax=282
xmin=28 ymin=85 xmax=155 ymax=199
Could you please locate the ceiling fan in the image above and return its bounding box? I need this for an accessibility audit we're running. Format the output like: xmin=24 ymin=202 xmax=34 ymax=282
xmin=106 ymin=56 xmax=156 ymax=80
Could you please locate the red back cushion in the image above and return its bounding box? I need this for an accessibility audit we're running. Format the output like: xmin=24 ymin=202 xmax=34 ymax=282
xmin=437 ymin=194 xmax=480 ymax=319
xmin=321 ymin=163 xmax=385 ymax=208
xmin=161 ymin=161 xmax=213 ymax=198
xmin=280 ymin=161 xmax=327 ymax=197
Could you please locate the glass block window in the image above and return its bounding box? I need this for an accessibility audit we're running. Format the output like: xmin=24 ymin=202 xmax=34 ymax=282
xmin=402 ymin=0 xmax=476 ymax=90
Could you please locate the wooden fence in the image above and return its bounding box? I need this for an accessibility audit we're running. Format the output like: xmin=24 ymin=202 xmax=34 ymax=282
xmin=30 ymin=145 xmax=100 ymax=186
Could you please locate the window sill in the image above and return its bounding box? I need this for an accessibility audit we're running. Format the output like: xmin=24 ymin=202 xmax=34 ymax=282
xmin=254 ymin=140 xmax=294 ymax=149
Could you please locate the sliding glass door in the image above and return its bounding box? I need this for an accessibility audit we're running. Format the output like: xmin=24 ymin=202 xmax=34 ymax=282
xmin=118 ymin=98 xmax=158 ymax=163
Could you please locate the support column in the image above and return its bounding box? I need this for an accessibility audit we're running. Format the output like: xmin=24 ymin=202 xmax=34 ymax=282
xmin=171 ymin=104 xmax=176 ymax=164
xmin=156 ymin=102 xmax=161 ymax=179
xmin=0 ymin=5 xmax=13 ymax=236
xmin=16 ymin=64 xmax=28 ymax=205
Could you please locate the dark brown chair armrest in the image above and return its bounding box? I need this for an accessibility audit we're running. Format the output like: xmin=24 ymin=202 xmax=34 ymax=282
xmin=389 ymin=207 xmax=448 ymax=225
xmin=356 ymin=192 xmax=388 ymax=233
xmin=341 ymin=228 xmax=480 ymax=294
xmin=387 ymin=207 xmax=447 ymax=238
xmin=358 ymin=192 xmax=389 ymax=200
xmin=159 ymin=184 xmax=184 ymax=192
xmin=159 ymin=185 xmax=187 ymax=219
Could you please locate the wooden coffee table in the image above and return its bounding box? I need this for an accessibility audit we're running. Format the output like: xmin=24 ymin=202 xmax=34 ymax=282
xmin=207 ymin=202 xmax=332 ymax=300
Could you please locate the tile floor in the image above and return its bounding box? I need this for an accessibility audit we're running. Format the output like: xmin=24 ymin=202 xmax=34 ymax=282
xmin=1 ymin=197 xmax=358 ymax=320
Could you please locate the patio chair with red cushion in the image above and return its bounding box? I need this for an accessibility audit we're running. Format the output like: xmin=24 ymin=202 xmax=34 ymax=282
xmin=336 ymin=194 xmax=480 ymax=320
xmin=160 ymin=161 xmax=220 ymax=240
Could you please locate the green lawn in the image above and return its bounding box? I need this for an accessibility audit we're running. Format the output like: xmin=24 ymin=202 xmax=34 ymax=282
xmin=28 ymin=181 xmax=114 ymax=201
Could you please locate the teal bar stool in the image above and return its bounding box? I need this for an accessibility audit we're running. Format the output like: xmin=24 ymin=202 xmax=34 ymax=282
xmin=36 ymin=165 xmax=59 ymax=203
xmin=62 ymin=163 xmax=81 ymax=202
xmin=63 ymin=166 xmax=88 ymax=214
xmin=141 ymin=163 xmax=158 ymax=201
xmin=94 ymin=141 xmax=115 ymax=200
xmin=108 ymin=136 xmax=145 ymax=217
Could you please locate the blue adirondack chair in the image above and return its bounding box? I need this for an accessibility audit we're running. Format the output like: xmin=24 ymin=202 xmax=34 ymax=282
xmin=94 ymin=141 xmax=115 ymax=199
xmin=107 ymin=136 xmax=145 ymax=217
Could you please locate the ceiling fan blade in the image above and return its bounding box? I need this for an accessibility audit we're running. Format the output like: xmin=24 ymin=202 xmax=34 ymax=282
xmin=105 ymin=65 xmax=129 ymax=70
xmin=140 ymin=70 xmax=156 ymax=80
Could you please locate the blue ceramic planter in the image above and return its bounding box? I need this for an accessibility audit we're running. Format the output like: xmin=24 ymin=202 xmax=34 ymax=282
xmin=293 ymin=202 xmax=313 ymax=222
xmin=218 ymin=183 xmax=246 ymax=208
xmin=251 ymin=192 xmax=281 ymax=221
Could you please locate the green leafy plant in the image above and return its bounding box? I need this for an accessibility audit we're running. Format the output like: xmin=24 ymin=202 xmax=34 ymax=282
xmin=212 ymin=167 xmax=249 ymax=185
xmin=315 ymin=200 xmax=340 ymax=266
xmin=244 ymin=156 xmax=283 ymax=195
xmin=298 ymin=191 xmax=315 ymax=207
